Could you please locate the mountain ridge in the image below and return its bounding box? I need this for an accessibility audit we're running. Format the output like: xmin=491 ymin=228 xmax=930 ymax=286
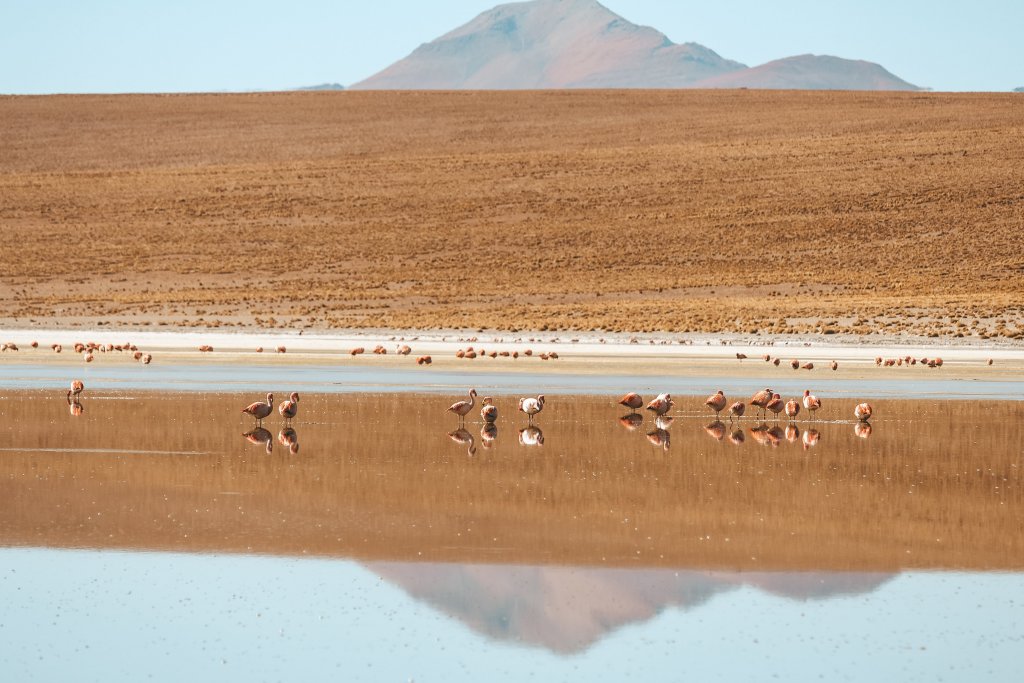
xmin=351 ymin=0 xmax=920 ymax=91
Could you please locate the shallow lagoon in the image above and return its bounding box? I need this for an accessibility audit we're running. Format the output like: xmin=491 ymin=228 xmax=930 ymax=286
xmin=0 ymin=389 xmax=1021 ymax=681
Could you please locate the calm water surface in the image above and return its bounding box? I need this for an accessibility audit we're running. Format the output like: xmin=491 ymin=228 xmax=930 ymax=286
xmin=0 ymin=390 xmax=1021 ymax=681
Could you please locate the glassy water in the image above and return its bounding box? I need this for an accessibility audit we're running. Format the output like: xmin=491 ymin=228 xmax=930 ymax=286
xmin=0 ymin=390 xmax=1021 ymax=681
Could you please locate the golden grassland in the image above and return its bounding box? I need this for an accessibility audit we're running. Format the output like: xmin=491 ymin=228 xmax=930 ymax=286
xmin=1 ymin=90 xmax=1023 ymax=337
xmin=1 ymin=392 xmax=1020 ymax=570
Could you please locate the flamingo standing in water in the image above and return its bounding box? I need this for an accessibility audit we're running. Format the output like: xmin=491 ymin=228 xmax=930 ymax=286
xmin=480 ymin=397 xmax=498 ymax=424
xmin=803 ymin=390 xmax=821 ymax=419
xmin=242 ymin=393 xmax=274 ymax=425
xmin=785 ymin=398 xmax=800 ymax=421
xmin=728 ymin=401 xmax=746 ymax=422
xmin=750 ymin=388 xmax=773 ymax=419
xmin=618 ymin=392 xmax=643 ymax=413
xmin=519 ymin=395 xmax=545 ymax=423
xmin=279 ymin=392 xmax=299 ymax=423
xmin=854 ymin=403 xmax=873 ymax=422
xmin=447 ymin=388 xmax=477 ymax=424
xmin=646 ymin=393 xmax=673 ymax=416
xmin=765 ymin=393 xmax=784 ymax=421
xmin=68 ymin=380 xmax=84 ymax=400
xmin=704 ymin=390 xmax=727 ymax=419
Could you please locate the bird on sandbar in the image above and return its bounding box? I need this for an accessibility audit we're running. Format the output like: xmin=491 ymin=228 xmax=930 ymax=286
xmin=242 ymin=393 xmax=274 ymax=425
xmin=447 ymin=388 xmax=477 ymax=424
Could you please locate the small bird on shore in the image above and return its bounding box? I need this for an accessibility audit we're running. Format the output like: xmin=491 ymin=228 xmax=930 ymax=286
xmin=646 ymin=393 xmax=673 ymax=416
xmin=481 ymin=396 xmax=498 ymax=424
xmin=618 ymin=392 xmax=644 ymax=413
xmin=519 ymin=395 xmax=545 ymax=423
xmin=854 ymin=403 xmax=873 ymax=422
xmin=242 ymin=393 xmax=274 ymax=424
xmin=447 ymin=388 xmax=477 ymax=423
xmin=705 ymin=390 xmax=727 ymax=418
xmin=803 ymin=390 xmax=821 ymax=419
xmin=68 ymin=380 xmax=84 ymax=400
xmin=279 ymin=392 xmax=299 ymax=423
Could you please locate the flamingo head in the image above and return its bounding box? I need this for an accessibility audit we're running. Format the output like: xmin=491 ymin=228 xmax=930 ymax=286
xmin=266 ymin=393 xmax=274 ymax=404
xmin=290 ymin=392 xmax=299 ymax=402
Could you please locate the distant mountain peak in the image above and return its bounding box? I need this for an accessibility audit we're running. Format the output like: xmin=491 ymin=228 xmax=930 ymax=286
xmin=351 ymin=0 xmax=920 ymax=91
xmin=352 ymin=0 xmax=745 ymax=90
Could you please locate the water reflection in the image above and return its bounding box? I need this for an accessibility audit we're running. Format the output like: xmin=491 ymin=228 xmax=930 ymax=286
xmin=646 ymin=428 xmax=670 ymax=450
xmin=0 ymin=391 xmax=1020 ymax=573
xmin=785 ymin=424 xmax=800 ymax=443
xmin=242 ymin=427 xmax=273 ymax=453
xmin=480 ymin=423 xmax=498 ymax=449
xmin=518 ymin=426 xmax=544 ymax=447
xmin=855 ymin=422 xmax=873 ymax=439
xmin=617 ymin=413 xmax=643 ymax=432
xmin=447 ymin=427 xmax=477 ymax=456
xmin=277 ymin=427 xmax=299 ymax=454
xmin=67 ymin=396 xmax=84 ymax=417
xmin=704 ymin=420 xmax=726 ymax=441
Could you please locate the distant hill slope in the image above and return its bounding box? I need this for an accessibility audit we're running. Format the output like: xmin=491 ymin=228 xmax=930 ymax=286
xmin=693 ymin=54 xmax=920 ymax=91
xmin=295 ymin=83 xmax=346 ymax=91
xmin=351 ymin=0 xmax=745 ymax=89
xmin=351 ymin=0 xmax=921 ymax=91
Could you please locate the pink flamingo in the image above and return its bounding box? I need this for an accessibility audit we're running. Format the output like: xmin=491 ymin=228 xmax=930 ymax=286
xmin=68 ymin=380 xmax=84 ymax=400
xmin=242 ymin=393 xmax=274 ymax=425
xmin=750 ymin=388 xmax=773 ymax=419
xmin=785 ymin=399 xmax=800 ymax=421
xmin=279 ymin=392 xmax=300 ymax=423
xmin=480 ymin=397 xmax=498 ymax=424
xmin=765 ymin=393 xmax=784 ymax=421
xmin=728 ymin=401 xmax=746 ymax=421
xmin=645 ymin=393 xmax=673 ymax=416
xmin=447 ymin=388 xmax=477 ymax=423
xmin=519 ymin=395 xmax=545 ymax=423
xmin=855 ymin=403 xmax=873 ymax=422
xmin=704 ymin=390 xmax=727 ymax=418
xmin=618 ymin=392 xmax=643 ymax=413
xmin=803 ymin=390 xmax=821 ymax=419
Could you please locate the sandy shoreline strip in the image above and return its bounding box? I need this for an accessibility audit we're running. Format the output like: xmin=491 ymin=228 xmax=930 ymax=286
xmin=2 ymin=328 xmax=1024 ymax=399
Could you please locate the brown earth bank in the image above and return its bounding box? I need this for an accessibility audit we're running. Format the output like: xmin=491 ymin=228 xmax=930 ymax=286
xmin=1 ymin=90 xmax=1023 ymax=338
xmin=0 ymin=392 xmax=1020 ymax=571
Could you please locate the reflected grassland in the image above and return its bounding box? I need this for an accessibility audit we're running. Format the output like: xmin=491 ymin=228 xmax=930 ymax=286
xmin=0 ymin=391 xmax=1020 ymax=570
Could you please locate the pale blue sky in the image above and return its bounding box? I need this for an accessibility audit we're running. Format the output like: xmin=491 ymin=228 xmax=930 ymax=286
xmin=1 ymin=1 xmax=1020 ymax=93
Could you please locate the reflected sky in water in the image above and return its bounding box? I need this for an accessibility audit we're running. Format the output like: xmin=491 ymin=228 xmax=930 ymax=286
xmin=1 ymin=548 xmax=1021 ymax=682
xmin=0 ymin=389 xmax=1022 ymax=680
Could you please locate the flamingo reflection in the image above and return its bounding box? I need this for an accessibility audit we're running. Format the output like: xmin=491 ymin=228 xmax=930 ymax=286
xmin=749 ymin=424 xmax=771 ymax=446
xmin=766 ymin=425 xmax=784 ymax=446
xmin=728 ymin=429 xmax=745 ymax=445
xmin=243 ymin=427 xmax=273 ymax=454
xmin=704 ymin=420 xmax=726 ymax=441
xmin=518 ymin=426 xmax=545 ymax=447
xmin=854 ymin=422 xmax=873 ymax=439
xmin=802 ymin=428 xmax=821 ymax=450
xmin=480 ymin=423 xmax=498 ymax=449
xmin=785 ymin=424 xmax=801 ymax=444
xmin=448 ymin=428 xmax=477 ymax=456
xmin=278 ymin=427 xmax=299 ymax=454
xmin=617 ymin=413 xmax=644 ymax=432
xmin=67 ymin=395 xmax=84 ymax=416
xmin=646 ymin=428 xmax=670 ymax=451
xmin=654 ymin=415 xmax=674 ymax=431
